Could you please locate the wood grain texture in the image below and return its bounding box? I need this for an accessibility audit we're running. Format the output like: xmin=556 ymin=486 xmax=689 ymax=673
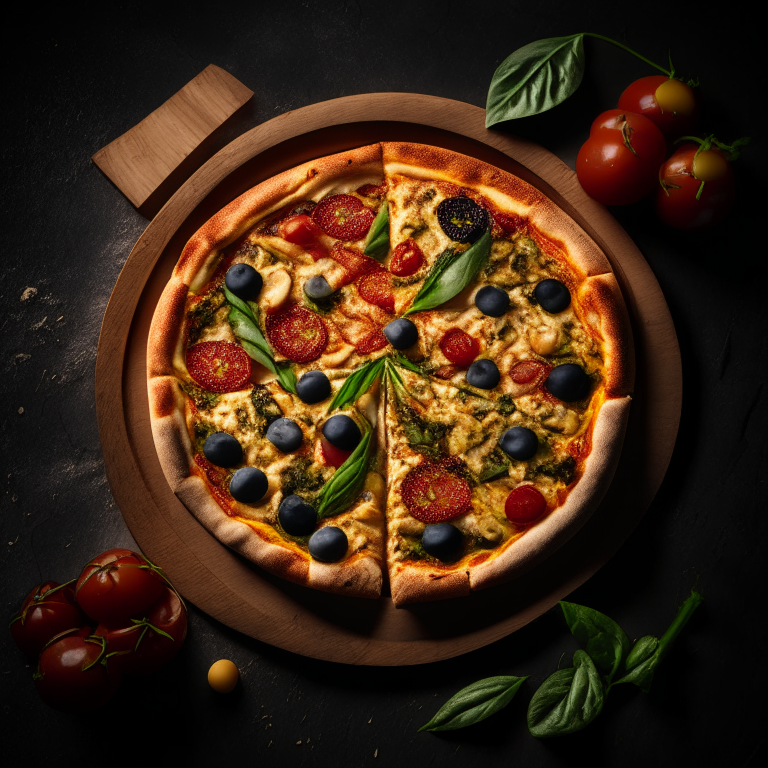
xmin=91 ymin=64 xmax=253 ymax=210
xmin=95 ymin=93 xmax=682 ymax=665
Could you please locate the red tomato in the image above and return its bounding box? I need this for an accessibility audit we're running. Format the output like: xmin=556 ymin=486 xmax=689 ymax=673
xmin=357 ymin=270 xmax=395 ymax=313
xmin=278 ymin=214 xmax=323 ymax=245
xmin=576 ymin=110 xmax=667 ymax=206
xmin=10 ymin=581 xmax=90 ymax=658
xmin=320 ymin=437 xmax=352 ymax=469
xmin=355 ymin=328 xmax=388 ymax=355
xmin=186 ymin=340 xmax=252 ymax=393
xmin=96 ymin=587 xmax=187 ymax=675
xmin=618 ymin=76 xmax=699 ymax=138
xmin=655 ymin=144 xmax=735 ymax=230
xmin=505 ymin=485 xmax=547 ymax=525
xmin=401 ymin=462 xmax=472 ymax=523
xmin=439 ymin=328 xmax=480 ymax=367
xmin=389 ymin=238 xmax=424 ymax=276
xmin=34 ymin=634 xmax=121 ymax=713
xmin=312 ymin=194 xmax=375 ymax=241
xmin=75 ymin=549 xmax=166 ymax=626
xmin=265 ymin=305 xmax=328 ymax=363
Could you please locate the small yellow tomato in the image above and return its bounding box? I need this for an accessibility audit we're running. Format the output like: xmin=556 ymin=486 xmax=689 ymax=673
xmin=654 ymin=79 xmax=696 ymax=117
xmin=692 ymin=150 xmax=729 ymax=181
xmin=208 ymin=659 xmax=239 ymax=693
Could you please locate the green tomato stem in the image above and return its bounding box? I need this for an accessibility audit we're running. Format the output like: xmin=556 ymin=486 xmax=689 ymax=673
xmin=583 ymin=33 xmax=671 ymax=77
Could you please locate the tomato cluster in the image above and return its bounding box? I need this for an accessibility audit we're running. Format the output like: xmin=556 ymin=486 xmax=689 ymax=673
xmin=10 ymin=548 xmax=187 ymax=713
xmin=576 ymin=76 xmax=740 ymax=230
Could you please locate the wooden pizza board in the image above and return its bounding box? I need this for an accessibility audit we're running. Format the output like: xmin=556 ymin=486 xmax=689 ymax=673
xmin=95 ymin=93 xmax=681 ymax=665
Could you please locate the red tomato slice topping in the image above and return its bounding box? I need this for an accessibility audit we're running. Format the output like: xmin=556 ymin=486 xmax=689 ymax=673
xmin=312 ymin=194 xmax=375 ymax=240
xmin=355 ymin=329 xmax=388 ymax=355
xmin=186 ymin=341 xmax=252 ymax=393
xmin=266 ymin=305 xmax=328 ymax=363
xmin=401 ymin=462 xmax=472 ymax=523
xmin=439 ymin=328 xmax=480 ymax=367
xmin=389 ymin=238 xmax=424 ymax=276
xmin=504 ymin=485 xmax=547 ymax=525
xmin=328 ymin=243 xmax=378 ymax=281
xmin=278 ymin=214 xmax=323 ymax=245
xmin=510 ymin=360 xmax=551 ymax=385
xmin=320 ymin=437 xmax=352 ymax=469
xmin=357 ymin=270 xmax=395 ymax=313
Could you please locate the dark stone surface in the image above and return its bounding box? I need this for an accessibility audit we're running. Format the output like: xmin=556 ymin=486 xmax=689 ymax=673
xmin=2 ymin=3 xmax=765 ymax=766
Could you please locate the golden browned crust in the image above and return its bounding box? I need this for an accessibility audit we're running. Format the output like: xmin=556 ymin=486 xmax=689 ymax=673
xmin=309 ymin=555 xmax=382 ymax=600
xmin=147 ymin=277 xmax=189 ymax=378
xmin=382 ymin=141 xmax=613 ymax=279
xmin=390 ymin=565 xmax=470 ymax=606
xmin=148 ymin=378 xmax=193 ymax=492
xmin=578 ymin=274 xmax=635 ymax=397
xmin=469 ymin=396 xmax=631 ymax=591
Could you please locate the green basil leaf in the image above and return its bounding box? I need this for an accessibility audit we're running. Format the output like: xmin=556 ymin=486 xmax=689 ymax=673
xmin=390 ymin=351 xmax=425 ymax=376
xmin=239 ymin=338 xmax=278 ymax=375
xmin=486 ymin=34 xmax=585 ymax=127
xmin=228 ymin=307 xmax=271 ymax=357
xmin=527 ymin=650 xmax=604 ymax=738
xmin=275 ymin=363 xmax=298 ymax=395
xmin=316 ymin=425 xmax=373 ymax=519
xmin=363 ymin=202 xmax=389 ymax=259
xmin=224 ymin=285 xmax=257 ymax=324
xmin=612 ymin=590 xmax=703 ymax=693
xmin=328 ymin=357 xmax=386 ymax=413
xmin=560 ymin=602 xmax=631 ymax=684
xmin=419 ymin=675 xmax=527 ymax=732
xmin=403 ymin=231 xmax=491 ymax=316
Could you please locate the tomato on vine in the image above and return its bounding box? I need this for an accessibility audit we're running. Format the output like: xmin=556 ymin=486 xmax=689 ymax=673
xmin=655 ymin=135 xmax=748 ymax=230
xmin=618 ymin=75 xmax=699 ymax=138
xmin=576 ymin=110 xmax=667 ymax=206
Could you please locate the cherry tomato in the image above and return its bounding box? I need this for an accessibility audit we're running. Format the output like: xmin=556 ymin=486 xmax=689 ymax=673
xmin=312 ymin=194 xmax=375 ymax=241
xmin=389 ymin=238 xmax=424 ymax=276
xmin=186 ymin=340 xmax=252 ymax=393
xmin=656 ymin=144 xmax=735 ymax=230
xmin=439 ymin=328 xmax=480 ymax=367
xmin=278 ymin=214 xmax=323 ymax=245
xmin=576 ymin=110 xmax=667 ymax=206
xmin=505 ymin=485 xmax=547 ymax=525
xmin=75 ymin=549 xmax=167 ymax=626
xmin=401 ymin=462 xmax=472 ymax=523
xmin=10 ymin=581 xmax=90 ymax=658
xmin=320 ymin=437 xmax=352 ymax=469
xmin=618 ymin=76 xmax=699 ymax=138
xmin=357 ymin=270 xmax=395 ymax=313
xmin=355 ymin=328 xmax=388 ymax=355
xmin=96 ymin=587 xmax=187 ymax=675
xmin=34 ymin=634 xmax=121 ymax=713
xmin=265 ymin=305 xmax=328 ymax=363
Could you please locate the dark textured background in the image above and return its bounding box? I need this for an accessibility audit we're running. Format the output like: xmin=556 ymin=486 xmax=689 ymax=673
xmin=2 ymin=2 xmax=765 ymax=765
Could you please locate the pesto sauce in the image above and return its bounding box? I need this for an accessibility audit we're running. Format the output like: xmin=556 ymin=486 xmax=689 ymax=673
xmin=193 ymin=420 xmax=217 ymax=452
xmin=187 ymin=288 xmax=225 ymax=344
xmin=280 ymin=457 xmax=326 ymax=502
xmin=529 ymin=456 xmax=576 ymax=485
xmin=180 ymin=381 xmax=220 ymax=411
xmin=251 ymin=385 xmax=283 ymax=435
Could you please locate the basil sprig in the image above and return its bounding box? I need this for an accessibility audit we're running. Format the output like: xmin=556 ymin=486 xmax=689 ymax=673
xmin=403 ymin=230 xmax=491 ymax=317
xmin=363 ymin=202 xmax=389 ymax=259
xmin=328 ymin=357 xmax=386 ymax=413
xmin=486 ymin=33 xmax=685 ymax=127
xmin=419 ymin=676 xmax=527 ymax=732
xmin=527 ymin=650 xmax=604 ymax=738
xmin=315 ymin=419 xmax=373 ymax=519
xmin=224 ymin=286 xmax=297 ymax=394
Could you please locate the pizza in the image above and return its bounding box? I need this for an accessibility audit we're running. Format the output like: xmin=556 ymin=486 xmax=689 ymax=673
xmin=147 ymin=142 xmax=633 ymax=606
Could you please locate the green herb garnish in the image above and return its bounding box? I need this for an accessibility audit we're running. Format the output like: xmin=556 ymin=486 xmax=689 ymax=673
xmin=363 ymin=202 xmax=389 ymax=259
xmin=328 ymin=357 xmax=386 ymax=413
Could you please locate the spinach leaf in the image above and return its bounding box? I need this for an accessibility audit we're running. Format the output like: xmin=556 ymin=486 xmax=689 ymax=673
xmin=363 ymin=202 xmax=389 ymax=259
xmin=328 ymin=357 xmax=386 ymax=413
xmin=527 ymin=650 xmax=604 ymax=738
xmin=315 ymin=421 xmax=373 ymax=519
xmin=486 ymin=35 xmax=585 ymax=126
xmin=224 ymin=286 xmax=297 ymax=395
xmin=419 ymin=676 xmax=527 ymax=732
xmin=612 ymin=590 xmax=703 ymax=693
xmin=403 ymin=231 xmax=491 ymax=316
xmin=560 ymin=602 xmax=630 ymax=684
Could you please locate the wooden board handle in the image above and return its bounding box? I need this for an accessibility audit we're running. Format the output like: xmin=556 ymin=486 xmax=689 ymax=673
xmin=92 ymin=64 xmax=253 ymax=216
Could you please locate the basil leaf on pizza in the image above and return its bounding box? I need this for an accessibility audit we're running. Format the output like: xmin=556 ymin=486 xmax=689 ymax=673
xmin=147 ymin=142 xmax=633 ymax=603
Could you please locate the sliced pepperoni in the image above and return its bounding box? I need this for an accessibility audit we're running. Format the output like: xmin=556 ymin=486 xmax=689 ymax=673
xmin=357 ymin=270 xmax=395 ymax=314
xmin=510 ymin=360 xmax=551 ymax=386
xmin=439 ymin=328 xmax=480 ymax=367
xmin=266 ymin=305 xmax=328 ymax=363
xmin=504 ymin=485 xmax=547 ymax=525
xmin=328 ymin=243 xmax=378 ymax=281
xmin=389 ymin=238 xmax=424 ymax=277
xmin=401 ymin=462 xmax=472 ymax=523
xmin=186 ymin=340 xmax=252 ymax=393
xmin=312 ymin=194 xmax=375 ymax=241
xmin=355 ymin=329 xmax=388 ymax=355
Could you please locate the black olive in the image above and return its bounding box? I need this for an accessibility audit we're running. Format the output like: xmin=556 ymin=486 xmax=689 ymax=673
xmin=308 ymin=526 xmax=348 ymax=562
xmin=203 ymin=432 xmax=243 ymax=467
xmin=297 ymin=371 xmax=332 ymax=404
xmin=466 ymin=359 xmax=500 ymax=389
xmin=383 ymin=318 xmax=418 ymax=350
xmin=436 ymin=197 xmax=489 ymax=243
xmin=229 ymin=467 xmax=268 ymax=503
xmin=322 ymin=415 xmax=361 ymax=451
xmin=544 ymin=364 xmax=591 ymax=402
xmin=278 ymin=494 xmax=317 ymax=536
xmin=225 ymin=264 xmax=263 ymax=301
xmin=534 ymin=279 xmax=571 ymax=313
xmin=266 ymin=418 xmax=304 ymax=452
xmin=500 ymin=427 xmax=538 ymax=460
xmin=422 ymin=523 xmax=463 ymax=560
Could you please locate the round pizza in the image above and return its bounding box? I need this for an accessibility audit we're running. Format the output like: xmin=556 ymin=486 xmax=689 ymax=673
xmin=147 ymin=142 xmax=633 ymax=606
